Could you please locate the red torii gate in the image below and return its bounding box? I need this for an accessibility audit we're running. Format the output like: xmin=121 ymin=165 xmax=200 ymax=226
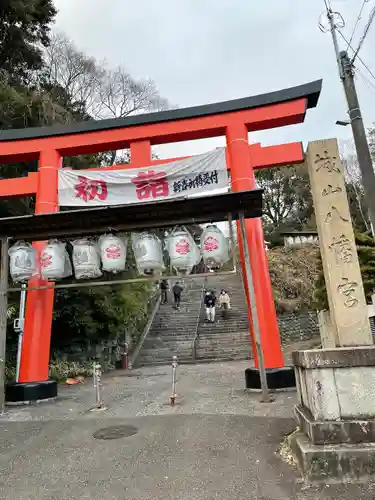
xmin=0 ymin=79 xmax=321 ymax=394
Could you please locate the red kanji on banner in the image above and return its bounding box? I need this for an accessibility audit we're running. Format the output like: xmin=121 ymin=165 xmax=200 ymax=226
xmin=131 ymin=170 xmax=169 ymax=200
xmin=75 ymin=176 xmax=108 ymax=202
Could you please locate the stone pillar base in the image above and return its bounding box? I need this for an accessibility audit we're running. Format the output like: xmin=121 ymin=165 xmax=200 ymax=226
xmin=295 ymin=404 xmax=375 ymax=445
xmin=292 ymin=346 xmax=375 ymax=483
xmin=289 ymin=431 xmax=375 ymax=483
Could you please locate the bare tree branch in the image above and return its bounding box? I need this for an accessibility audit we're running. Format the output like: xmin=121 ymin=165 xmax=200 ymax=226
xmin=43 ymin=32 xmax=168 ymax=165
xmin=339 ymin=138 xmax=370 ymax=231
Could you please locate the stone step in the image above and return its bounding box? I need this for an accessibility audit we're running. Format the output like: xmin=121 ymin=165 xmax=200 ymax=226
xmin=196 ymin=347 xmax=251 ymax=355
xmin=145 ymin=333 xmax=194 ymax=340
xmin=146 ymin=335 xmax=194 ymax=341
xmin=198 ymin=325 xmax=249 ymax=330
xmin=198 ymin=330 xmax=250 ymax=337
xmin=198 ymin=315 xmax=248 ymax=321
xmin=197 ymin=344 xmax=251 ymax=353
xmin=197 ymin=331 xmax=249 ymax=337
xmin=197 ymin=339 xmax=251 ymax=346
xmin=151 ymin=325 xmax=198 ymax=331
xmin=143 ymin=339 xmax=194 ymax=347
xmin=197 ymin=343 xmax=252 ymax=351
xmin=196 ymin=354 xmax=251 ymax=362
xmin=144 ymin=345 xmax=194 ymax=351
xmin=143 ymin=344 xmax=193 ymax=351
xmin=198 ymin=340 xmax=250 ymax=346
xmin=154 ymin=318 xmax=199 ymax=323
xmin=197 ymin=341 xmax=250 ymax=348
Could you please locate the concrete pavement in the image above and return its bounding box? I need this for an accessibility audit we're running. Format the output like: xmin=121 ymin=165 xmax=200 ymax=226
xmin=0 ymin=361 xmax=374 ymax=499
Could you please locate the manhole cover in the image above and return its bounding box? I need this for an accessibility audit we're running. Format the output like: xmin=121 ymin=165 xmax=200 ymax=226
xmin=93 ymin=425 xmax=138 ymax=440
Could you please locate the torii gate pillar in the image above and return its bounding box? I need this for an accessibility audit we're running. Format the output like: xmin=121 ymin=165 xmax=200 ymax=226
xmin=227 ymin=125 xmax=284 ymax=369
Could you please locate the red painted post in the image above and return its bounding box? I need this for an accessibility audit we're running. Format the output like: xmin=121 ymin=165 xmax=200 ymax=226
xmin=19 ymin=150 xmax=61 ymax=382
xmin=226 ymin=123 xmax=284 ymax=369
xmin=130 ymin=140 xmax=152 ymax=168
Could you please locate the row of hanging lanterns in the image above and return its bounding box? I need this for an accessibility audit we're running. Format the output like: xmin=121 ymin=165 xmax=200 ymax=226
xmin=8 ymin=224 xmax=230 ymax=283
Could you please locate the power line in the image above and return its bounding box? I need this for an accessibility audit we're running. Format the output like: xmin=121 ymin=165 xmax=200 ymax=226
xmin=337 ymin=29 xmax=375 ymax=82
xmin=347 ymin=0 xmax=370 ymax=49
xmin=355 ymin=67 xmax=375 ymax=93
xmin=356 ymin=55 xmax=375 ymax=81
xmin=352 ymin=4 xmax=375 ymax=63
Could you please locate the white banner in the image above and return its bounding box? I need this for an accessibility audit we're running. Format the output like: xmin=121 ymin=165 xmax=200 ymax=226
xmin=58 ymin=148 xmax=228 ymax=207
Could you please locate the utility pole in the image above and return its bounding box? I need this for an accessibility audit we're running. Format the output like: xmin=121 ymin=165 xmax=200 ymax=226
xmin=325 ymin=6 xmax=375 ymax=233
xmin=340 ymin=51 xmax=375 ymax=234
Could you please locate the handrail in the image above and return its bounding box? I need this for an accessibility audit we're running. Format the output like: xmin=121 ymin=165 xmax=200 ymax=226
xmin=129 ymin=292 xmax=161 ymax=368
xmin=192 ymin=280 xmax=206 ymax=361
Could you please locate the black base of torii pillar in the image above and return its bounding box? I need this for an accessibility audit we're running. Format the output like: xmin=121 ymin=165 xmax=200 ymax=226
xmin=245 ymin=366 xmax=296 ymax=390
xmin=5 ymin=379 xmax=57 ymax=404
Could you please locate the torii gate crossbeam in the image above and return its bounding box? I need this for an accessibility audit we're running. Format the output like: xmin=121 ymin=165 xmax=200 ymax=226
xmin=0 ymin=79 xmax=322 ymax=397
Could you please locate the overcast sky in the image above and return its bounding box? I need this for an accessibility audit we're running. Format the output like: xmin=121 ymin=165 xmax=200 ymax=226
xmin=53 ymin=0 xmax=375 ymax=159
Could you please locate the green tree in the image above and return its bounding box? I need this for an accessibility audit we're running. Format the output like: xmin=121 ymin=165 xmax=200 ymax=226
xmin=51 ymin=282 xmax=152 ymax=353
xmin=0 ymin=0 xmax=56 ymax=83
xmin=255 ymin=163 xmax=314 ymax=245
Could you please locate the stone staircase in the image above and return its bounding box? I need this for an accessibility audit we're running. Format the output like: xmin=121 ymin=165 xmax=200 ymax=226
xmin=134 ymin=272 xmax=253 ymax=367
xmin=195 ymin=273 xmax=253 ymax=362
xmin=134 ymin=279 xmax=204 ymax=367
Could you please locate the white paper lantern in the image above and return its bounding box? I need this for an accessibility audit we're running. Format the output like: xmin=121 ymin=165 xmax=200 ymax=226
xmin=167 ymin=228 xmax=200 ymax=276
xmin=9 ymin=241 xmax=37 ymax=283
xmin=40 ymin=240 xmax=68 ymax=280
xmin=72 ymin=239 xmax=102 ymax=280
xmin=99 ymin=234 xmax=127 ymax=274
xmin=132 ymin=232 xmax=164 ymax=276
xmin=201 ymin=225 xmax=229 ymax=268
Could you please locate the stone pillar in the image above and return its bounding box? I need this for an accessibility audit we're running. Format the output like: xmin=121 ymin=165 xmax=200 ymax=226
xmin=317 ymin=309 xmax=338 ymax=348
xmin=305 ymin=138 xmax=371 ymax=346
xmin=291 ymin=139 xmax=375 ymax=484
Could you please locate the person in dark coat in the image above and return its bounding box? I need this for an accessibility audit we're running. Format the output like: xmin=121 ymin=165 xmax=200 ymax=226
xmin=172 ymin=281 xmax=183 ymax=310
xmin=204 ymin=290 xmax=217 ymax=322
xmin=160 ymin=279 xmax=169 ymax=304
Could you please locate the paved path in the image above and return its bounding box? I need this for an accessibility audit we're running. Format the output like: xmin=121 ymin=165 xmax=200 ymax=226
xmin=0 ymin=361 xmax=374 ymax=499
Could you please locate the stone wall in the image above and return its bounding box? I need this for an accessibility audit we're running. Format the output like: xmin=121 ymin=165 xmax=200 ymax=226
xmin=277 ymin=311 xmax=320 ymax=344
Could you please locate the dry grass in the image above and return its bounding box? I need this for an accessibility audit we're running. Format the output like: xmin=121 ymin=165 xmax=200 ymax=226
xmin=268 ymin=246 xmax=320 ymax=313
xmin=278 ymin=429 xmax=299 ymax=468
